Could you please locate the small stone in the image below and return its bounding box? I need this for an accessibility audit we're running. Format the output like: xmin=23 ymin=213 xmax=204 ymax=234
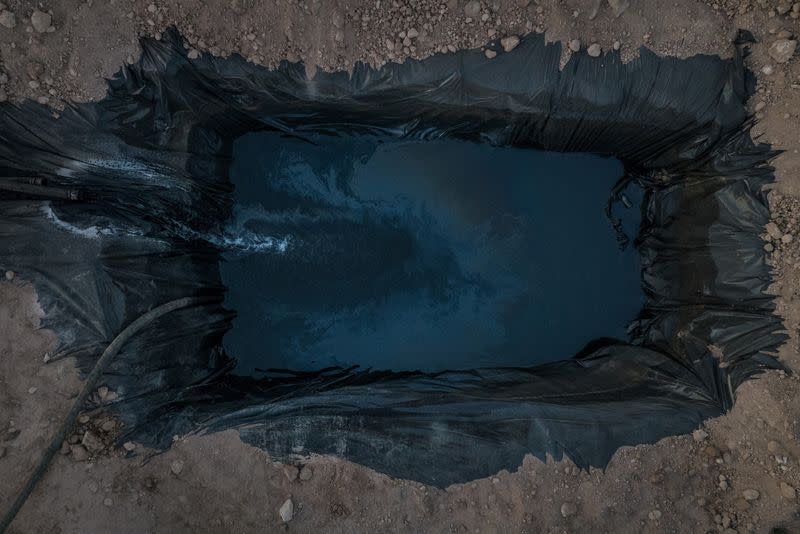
xmin=648 ymin=509 xmax=662 ymax=520
xmin=569 ymin=39 xmax=581 ymax=52
xmin=60 ymin=441 xmax=71 ymax=455
xmin=97 ymin=386 xmax=109 ymax=399
xmin=0 ymin=9 xmax=16 ymax=29
xmin=485 ymin=49 xmax=497 ymax=59
xmin=170 ymin=459 xmax=184 ymax=476
xmin=608 ymin=0 xmax=630 ymax=17
xmin=764 ymin=243 xmax=774 ymax=252
xmin=693 ymin=429 xmax=708 ymax=442
xmin=781 ymin=482 xmax=796 ymax=499
xmin=101 ymin=420 xmax=116 ymax=432
xmin=720 ymin=480 xmax=729 ymax=490
xmin=147 ymin=3 xmax=157 ymax=13
xmin=766 ymin=222 xmax=783 ymax=240
xmin=70 ymin=444 xmax=89 ymax=461
xmin=4 ymin=271 xmax=13 ymax=280
xmin=27 ymin=386 xmax=37 ymax=394
xmin=283 ymin=465 xmax=299 ymax=482
xmin=78 ymin=414 xmax=90 ymax=425
xmin=279 ymin=498 xmax=294 ymax=522
xmin=30 ymin=10 xmax=51 ymax=33
xmin=781 ymin=233 xmax=793 ymax=244
xmin=587 ymin=43 xmax=602 ymax=57
xmin=123 ymin=441 xmax=136 ymax=451
xmin=762 ymin=65 xmax=774 ymax=75
xmin=385 ymin=38 xmax=394 ymax=51
xmin=103 ymin=497 xmax=113 ymax=507
xmin=560 ymin=502 xmax=577 ymax=517
xmin=37 ymin=96 xmax=49 ymax=105
xmin=0 ymin=72 xmax=7 ymax=84
xmin=742 ymin=489 xmax=760 ymax=501
xmin=407 ymin=28 xmax=419 ymax=39
xmin=299 ymin=465 xmax=313 ymax=481
xmin=187 ymin=49 xmax=199 ymax=59
xmin=755 ymin=101 xmax=767 ymax=112
xmin=88 ymin=481 xmax=99 ymax=493
xmin=612 ymin=40 xmax=621 ymax=50
xmin=768 ymin=39 xmax=797 ymax=63
xmin=463 ymin=0 xmax=481 ymax=18
xmin=82 ymin=431 xmax=104 ymax=453
xmin=28 ymin=80 xmax=40 ymax=90
xmin=501 ymin=35 xmax=520 ymax=52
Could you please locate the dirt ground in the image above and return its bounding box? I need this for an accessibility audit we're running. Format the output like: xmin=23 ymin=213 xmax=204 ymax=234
xmin=1 ymin=0 xmax=800 ymax=532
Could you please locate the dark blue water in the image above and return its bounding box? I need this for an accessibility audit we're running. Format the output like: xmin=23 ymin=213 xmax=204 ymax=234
xmin=220 ymin=132 xmax=644 ymax=374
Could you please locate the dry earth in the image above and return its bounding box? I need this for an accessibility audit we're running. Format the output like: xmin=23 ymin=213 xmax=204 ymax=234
xmin=2 ymin=0 xmax=800 ymax=532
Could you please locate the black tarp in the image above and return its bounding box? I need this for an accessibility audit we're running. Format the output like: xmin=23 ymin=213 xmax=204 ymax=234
xmin=0 ymin=29 xmax=787 ymax=486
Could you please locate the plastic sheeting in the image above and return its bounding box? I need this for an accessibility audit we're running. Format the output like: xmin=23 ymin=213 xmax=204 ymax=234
xmin=0 ymin=29 xmax=787 ymax=486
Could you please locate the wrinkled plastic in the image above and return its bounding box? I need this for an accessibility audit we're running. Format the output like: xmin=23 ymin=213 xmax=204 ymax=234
xmin=0 ymin=29 xmax=786 ymax=486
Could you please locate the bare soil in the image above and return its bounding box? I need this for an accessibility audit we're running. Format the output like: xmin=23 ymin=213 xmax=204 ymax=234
xmin=1 ymin=0 xmax=800 ymax=532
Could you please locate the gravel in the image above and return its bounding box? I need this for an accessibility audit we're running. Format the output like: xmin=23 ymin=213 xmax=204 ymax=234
xmin=742 ymin=489 xmax=760 ymax=501
xmin=279 ymin=498 xmax=294 ymax=522
xmin=30 ymin=10 xmax=52 ymax=34
xmin=0 ymin=9 xmax=15 ymax=29
xmin=170 ymin=459 xmax=185 ymax=476
xmin=560 ymin=502 xmax=577 ymax=517
xmin=501 ymin=35 xmax=520 ymax=52
xmin=768 ymin=39 xmax=797 ymax=63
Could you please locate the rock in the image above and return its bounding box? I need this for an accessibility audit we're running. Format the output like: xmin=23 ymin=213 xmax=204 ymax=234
xmin=612 ymin=40 xmax=621 ymax=50
xmin=78 ymin=414 xmax=90 ymax=425
xmin=742 ymin=489 xmax=760 ymax=501
xmin=70 ymin=444 xmax=89 ymax=461
xmin=27 ymin=386 xmax=37 ymax=394
xmin=463 ymin=0 xmax=481 ymax=18
xmin=0 ymin=9 xmax=15 ymax=29
xmin=569 ymin=39 xmax=581 ymax=52
xmin=187 ymin=49 xmax=200 ymax=59
xmin=279 ymin=498 xmax=294 ymax=522
xmin=484 ymin=49 xmax=497 ymax=59
xmin=755 ymin=101 xmax=766 ymax=112
xmin=693 ymin=429 xmax=709 ymax=442
xmin=170 ymin=459 xmax=185 ymax=476
xmin=82 ymin=430 xmax=105 ymax=453
xmin=778 ymin=30 xmax=794 ymax=39
xmin=766 ymin=222 xmax=783 ymax=240
xmin=648 ymin=509 xmax=662 ymax=520
xmin=560 ymin=502 xmax=577 ymax=517
xmin=97 ymin=386 xmax=109 ymax=399
xmin=762 ymin=65 xmax=774 ymax=75
xmin=385 ymin=38 xmax=394 ymax=51
xmin=501 ymin=35 xmax=520 ymax=52
xmin=608 ymin=0 xmax=630 ymax=17
xmin=782 ymin=233 xmax=793 ymax=244
xmin=765 ymin=243 xmax=775 ymax=253
xmin=781 ymin=482 xmax=796 ymax=499
xmin=60 ymin=441 xmax=71 ymax=455
xmin=407 ymin=28 xmax=419 ymax=39
xmin=103 ymin=497 xmax=113 ymax=507
xmin=123 ymin=441 xmax=136 ymax=451
xmin=30 ymin=10 xmax=51 ymax=33
xmin=587 ymin=43 xmax=602 ymax=57
xmin=299 ymin=465 xmax=313 ymax=481
xmin=768 ymin=39 xmax=797 ymax=63
xmin=28 ymin=80 xmax=40 ymax=90
xmin=283 ymin=465 xmax=299 ymax=482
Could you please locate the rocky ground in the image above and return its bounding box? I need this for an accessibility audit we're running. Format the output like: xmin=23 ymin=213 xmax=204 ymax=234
xmin=1 ymin=0 xmax=800 ymax=533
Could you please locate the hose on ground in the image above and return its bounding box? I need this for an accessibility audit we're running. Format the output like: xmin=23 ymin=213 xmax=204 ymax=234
xmin=0 ymin=296 xmax=212 ymax=534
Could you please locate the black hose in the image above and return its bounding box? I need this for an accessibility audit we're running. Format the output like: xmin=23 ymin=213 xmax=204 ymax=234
xmin=0 ymin=296 xmax=211 ymax=533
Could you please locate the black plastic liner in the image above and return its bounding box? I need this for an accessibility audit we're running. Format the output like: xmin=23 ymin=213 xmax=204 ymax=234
xmin=0 ymin=29 xmax=787 ymax=486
